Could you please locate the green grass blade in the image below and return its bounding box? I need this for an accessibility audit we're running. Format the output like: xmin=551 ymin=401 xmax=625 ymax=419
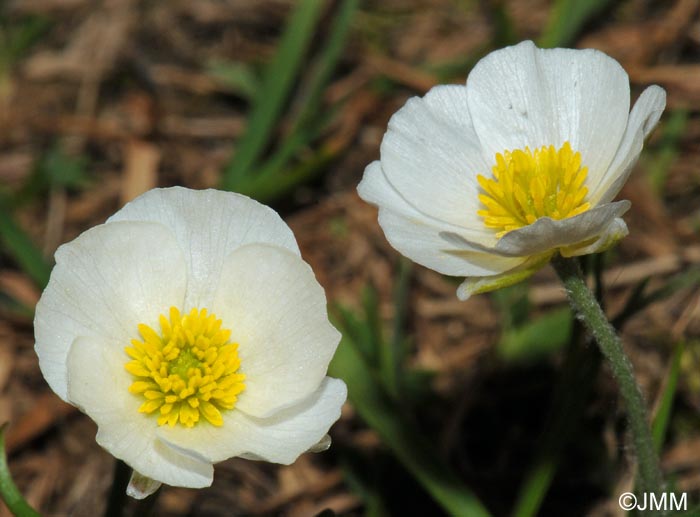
xmin=492 ymin=283 xmax=530 ymax=330
xmin=3 ymin=16 xmax=51 ymax=62
xmin=497 ymin=308 xmax=572 ymax=363
xmin=231 ymin=108 xmax=332 ymax=199
xmin=42 ymin=144 xmax=88 ymax=189
xmin=0 ymin=424 xmax=41 ymax=517
xmin=382 ymin=258 xmax=411 ymax=399
xmin=0 ymin=203 xmax=50 ymax=288
xmin=512 ymin=459 xmax=557 ymax=517
xmin=0 ymin=14 xmax=51 ymax=74
xmin=235 ymin=141 xmax=340 ymax=203
xmin=206 ymin=60 xmax=259 ymax=101
xmin=225 ymin=0 xmax=357 ymax=201
xmin=287 ymin=0 xmax=357 ymax=134
xmin=329 ymin=322 xmax=491 ymax=516
xmin=538 ymin=0 xmax=616 ymax=48
xmin=221 ymin=0 xmax=325 ymax=190
xmin=487 ymin=1 xmax=517 ymax=47
xmin=511 ymin=321 xmax=600 ymax=517
xmin=652 ymin=341 xmax=684 ymax=452
xmin=334 ymin=304 xmax=377 ymax=363
xmin=12 ymin=143 xmax=88 ymax=207
xmin=361 ymin=286 xmax=383 ymax=365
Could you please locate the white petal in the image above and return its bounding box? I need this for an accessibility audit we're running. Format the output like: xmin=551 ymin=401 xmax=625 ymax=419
xmin=359 ymin=162 xmax=523 ymax=276
xmin=590 ymin=85 xmax=666 ymax=204
xmin=378 ymin=84 xmax=491 ymax=229
xmin=66 ymin=336 xmax=213 ymax=488
xmin=211 ymin=244 xmax=340 ymax=418
xmin=34 ymin=221 xmax=187 ymax=400
xmin=492 ymin=201 xmax=631 ymax=257
xmin=359 ymin=161 xmax=494 ymax=243
xmin=108 ymin=187 xmax=300 ymax=309
xmin=379 ymin=210 xmax=526 ymax=276
xmin=467 ymin=41 xmax=630 ymax=191
xmin=158 ymin=377 xmax=346 ymax=464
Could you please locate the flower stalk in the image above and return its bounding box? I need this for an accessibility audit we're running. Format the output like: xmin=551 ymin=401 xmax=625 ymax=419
xmin=551 ymin=255 xmax=663 ymax=502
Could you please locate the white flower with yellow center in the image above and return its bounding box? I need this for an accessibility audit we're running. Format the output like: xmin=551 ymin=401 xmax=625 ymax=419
xmin=358 ymin=41 xmax=666 ymax=299
xmin=34 ymin=187 xmax=346 ymax=498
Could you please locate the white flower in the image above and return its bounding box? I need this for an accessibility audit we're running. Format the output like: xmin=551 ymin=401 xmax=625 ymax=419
xmin=358 ymin=41 xmax=666 ymax=300
xmin=34 ymin=187 xmax=346 ymax=498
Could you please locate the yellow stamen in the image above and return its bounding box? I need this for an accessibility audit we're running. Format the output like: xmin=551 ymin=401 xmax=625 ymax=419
xmin=477 ymin=141 xmax=591 ymax=237
xmin=124 ymin=307 xmax=245 ymax=428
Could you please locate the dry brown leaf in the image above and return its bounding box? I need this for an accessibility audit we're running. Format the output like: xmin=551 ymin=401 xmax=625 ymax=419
xmin=24 ymin=0 xmax=135 ymax=81
xmin=5 ymin=393 xmax=76 ymax=455
xmin=0 ymin=272 xmax=40 ymax=309
xmin=121 ymin=140 xmax=160 ymax=204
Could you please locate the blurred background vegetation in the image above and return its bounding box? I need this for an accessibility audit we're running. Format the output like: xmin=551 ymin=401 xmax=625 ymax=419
xmin=1 ymin=0 xmax=700 ymax=515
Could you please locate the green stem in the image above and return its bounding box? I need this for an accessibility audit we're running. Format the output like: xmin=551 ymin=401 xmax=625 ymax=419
xmin=551 ymin=256 xmax=663 ymax=504
xmin=0 ymin=424 xmax=41 ymax=517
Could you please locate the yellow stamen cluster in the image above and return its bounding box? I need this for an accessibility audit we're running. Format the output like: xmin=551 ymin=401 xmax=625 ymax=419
xmin=477 ymin=141 xmax=591 ymax=237
xmin=125 ymin=307 xmax=245 ymax=428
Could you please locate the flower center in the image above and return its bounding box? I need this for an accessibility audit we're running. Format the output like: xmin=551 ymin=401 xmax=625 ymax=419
xmin=124 ymin=307 xmax=245 ymax=428
xmin=476 ymin=141 xmax=591 ymax=237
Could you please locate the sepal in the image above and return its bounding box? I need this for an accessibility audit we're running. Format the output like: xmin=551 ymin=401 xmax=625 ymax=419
xmin=126 ymin=471 xmax=162 ymax=500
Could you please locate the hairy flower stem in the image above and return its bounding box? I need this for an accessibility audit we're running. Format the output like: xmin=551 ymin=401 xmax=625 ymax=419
xmin=552 ymin=256 xmax=663 ymax=506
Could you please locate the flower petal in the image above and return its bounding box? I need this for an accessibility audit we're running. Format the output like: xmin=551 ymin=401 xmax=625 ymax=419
xmin=211 ymin=244 xmax=340 ymax=418
xmin=66 ymin=336 xmax=213 ymax=488
xmin=158 ymin=377 xmax=346 ymax=464
xmin=108 ymin=187 xmax=300 ymax=309
xmin=359 ymin=161 xmax=523 ymax=276
xmin=378 ymin=84 xmax=491 ymax=229
xmin=467 ymin=40 xmax=630 ymax=191
xmin=34 ymin=221 xmax=187 ymax=401
xmin=590 ymin=85 xmax=666 ymax=204
xmin=493 ymin=201 xmax=631 ymax=257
